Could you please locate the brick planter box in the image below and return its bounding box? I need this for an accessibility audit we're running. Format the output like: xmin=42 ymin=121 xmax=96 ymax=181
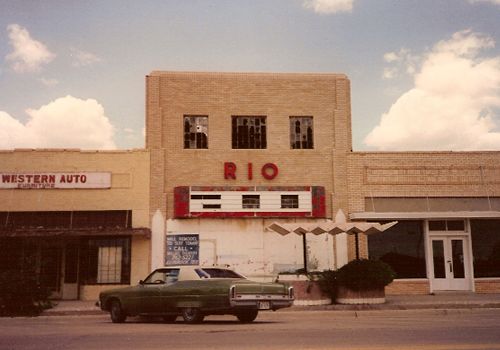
xmin=335 ymin=285 xmax=386 ymax=304
xmin=277 ymin=274 xmax=331 ymax=306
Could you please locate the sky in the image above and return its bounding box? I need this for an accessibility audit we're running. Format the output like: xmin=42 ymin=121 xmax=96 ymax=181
xmin=0 ymin=0 xmax=499 ymax=151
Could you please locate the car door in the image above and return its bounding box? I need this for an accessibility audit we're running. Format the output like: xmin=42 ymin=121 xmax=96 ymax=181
xmin=138 ymin=269 xmax=166 ymax=314
xmin=158 ymin=268 xmax=180 ymax=311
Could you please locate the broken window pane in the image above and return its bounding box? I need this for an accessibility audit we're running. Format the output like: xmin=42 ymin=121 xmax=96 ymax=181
xmin=290 ymin=116 xmax=314 ymax=149
xmin=184 ymin=115 xmax=208 ymax=149
xmin=232 ymin=116 xmax=266 ymax=149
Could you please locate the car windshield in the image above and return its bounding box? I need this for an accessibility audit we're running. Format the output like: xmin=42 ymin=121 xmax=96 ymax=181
xmin=197 ymin=268 xmax=244 ymax=279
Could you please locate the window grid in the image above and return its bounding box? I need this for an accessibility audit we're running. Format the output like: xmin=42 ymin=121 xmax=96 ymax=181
xmin=242 ymin=195 xmax=260 ymax=209
xmin=232 ymin=116 xmax=267 ymax=149
xmin=281 ymin=195 xmax=299 ymax=209
xmin=184 ymin=115 xmax=208 ymax=149
xmin=290 ymin=116 xmax=314 ymax=149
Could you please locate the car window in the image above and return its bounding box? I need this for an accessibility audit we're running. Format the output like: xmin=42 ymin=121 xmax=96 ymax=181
xmin=201 ymin=268 xmax=244 ymax=279
xmin=144 ymin=269 xmax=179 ymax=284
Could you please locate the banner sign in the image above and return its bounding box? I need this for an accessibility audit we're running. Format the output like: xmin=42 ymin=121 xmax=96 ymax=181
xmin=0 ymin=172 xmax=111 ymax=189
xmin=165 ymin=234 xmax=199 ymax=266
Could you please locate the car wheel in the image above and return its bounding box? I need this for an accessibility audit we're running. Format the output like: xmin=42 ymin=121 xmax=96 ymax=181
xmin=162 ymin=315 xmax=177 ymax=323
xmin=110 ymin=299 xmax=127 ymax=323
xmin=236 ymin=309 xmax=258 ymax=323
xmin=182 ymin=307 xmax=204 ymax=324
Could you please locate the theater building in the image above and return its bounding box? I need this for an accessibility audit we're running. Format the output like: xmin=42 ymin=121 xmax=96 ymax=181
xmin=0 ymin=149 xmax=150 ymax=300
xmin=1 ymin=71 xmax=499 ymax=301
xmin=146 ymin=71 xmax=500 ymax=295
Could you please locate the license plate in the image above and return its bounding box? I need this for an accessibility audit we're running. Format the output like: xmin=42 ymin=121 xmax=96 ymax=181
xmin=258 ymin=301 xmax=270 ymax=310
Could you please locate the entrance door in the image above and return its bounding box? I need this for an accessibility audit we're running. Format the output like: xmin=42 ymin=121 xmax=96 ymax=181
xmin=62 ymin=243 xmax=79 ymax=300
xmin=430 ymin=236 xmax=470 ymax=291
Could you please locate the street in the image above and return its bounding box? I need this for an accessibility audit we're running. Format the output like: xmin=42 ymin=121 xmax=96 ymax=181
xmin=1 ymin=309 xmax=500 ymax=350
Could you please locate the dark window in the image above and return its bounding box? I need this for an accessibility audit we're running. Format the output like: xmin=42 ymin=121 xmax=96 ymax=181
xmin=368 ymin=221 xmax=426 ymax=278
xmin=184 ymin=115 xmax=208 ymax=149
xmin=232 ymin=116 xmax=266 ymax=149
xmin=281 ymin=195 xmax=299 ymax=209
xmin=203 ymin=204 xmax=221 ymax=209
xmin=290 ymin=116 xmax=313 ymax=149
xmin=80 ymin=237 xmax=130 ymax=284
xmin=190 ymin=194 xmax=221 ymax=200
xmin=201 ymin=268 xmax=244 ymax=278
xmin=471 ymin=220 xmax=500 ymax=277
xmin=242 ymin=195 xmax=260 ymax=209
xmin=429 ymin=220 xmax=465 ymax=231
xmin=0 ymin=211 xmax=131 ymax=229
xmin=143 ymin=268 xmax=180 ymax=284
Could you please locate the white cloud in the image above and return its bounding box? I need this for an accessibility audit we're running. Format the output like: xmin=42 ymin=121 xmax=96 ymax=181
xmin=303 ymin=0 xmax=353 ymax=14
xmin=70 ymin=48 xmax=102 ymax=67
xmin=5 ymin=24 xmax=55 ymax=73
xmin=39 ymin=77 xmax=59 ymax=87
xmin=382 ymin=48 xmax=418 ymax=79
xmin=0 ymin=96 xmax=116 ymax=150
xmin=365 ymin=30 xmax=500 ymax=151
xmin=468 ymin=0 xmax=500 ymax=5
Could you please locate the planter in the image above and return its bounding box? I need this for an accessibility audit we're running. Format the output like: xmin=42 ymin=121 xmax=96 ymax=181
xmin=335 ymin=285 xmax=386 ymax=305
xmin=277 ymin=274 xmax=331 ymax=306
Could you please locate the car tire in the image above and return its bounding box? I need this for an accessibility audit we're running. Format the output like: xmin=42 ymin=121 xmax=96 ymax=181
xmin=236 ymin=309 xmax=258 ymax=323
xmin=181 ymin=307 xmax=204 ymax=324
xmin=110 ymin=299 xmax=127 ymax=323
xmin=162 ymin=315 xmax=177 ymax=323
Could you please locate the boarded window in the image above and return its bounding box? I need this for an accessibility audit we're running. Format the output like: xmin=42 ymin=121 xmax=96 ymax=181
xmin=184 ymin=115 xmax=208 ymax=149
xmin=290 ymin=116 xmax=313 ymax=149
xmin=242 ymin=195 xmax=260 ymax=209
xmin=281 ymin=195 xmax=299 ymax=209
xmin=232 ymin=116 xmax=266 ymax=149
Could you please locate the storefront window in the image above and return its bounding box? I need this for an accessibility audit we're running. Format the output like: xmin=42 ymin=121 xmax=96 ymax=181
xmin=471 ymin=220 xmax=500 ymax=278
xmin=368 ymin=221 xmax=426 ymax=278
xmin=80 ymin=237 xmax=131 ymax=284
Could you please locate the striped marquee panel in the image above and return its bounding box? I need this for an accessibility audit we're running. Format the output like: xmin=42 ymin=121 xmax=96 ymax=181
xmin=174 ymin=186 xmax=325 ymax=218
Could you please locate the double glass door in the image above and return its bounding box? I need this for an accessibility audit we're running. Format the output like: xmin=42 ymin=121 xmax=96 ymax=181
xmin=430 ymin=236 xmax=470 ymax=291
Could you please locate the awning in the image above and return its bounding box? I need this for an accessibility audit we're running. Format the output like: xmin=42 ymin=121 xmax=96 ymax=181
xmin=0 ymin=227 xmax=151 ymax=238
xmin=350 ymin=211 xmax=500 ymax=220
xmin=267 ymin=210 xmax=398 ymax=269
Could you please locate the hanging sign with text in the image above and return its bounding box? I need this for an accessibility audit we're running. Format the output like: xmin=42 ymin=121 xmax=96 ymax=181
xmin=165 ymin=234 xmax=200 ymax=266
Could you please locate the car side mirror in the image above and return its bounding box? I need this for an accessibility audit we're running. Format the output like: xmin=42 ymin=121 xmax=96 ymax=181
xmin=139 ymin=280 xmax=144 ymax=285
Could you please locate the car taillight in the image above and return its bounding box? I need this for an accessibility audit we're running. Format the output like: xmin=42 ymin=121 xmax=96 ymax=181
xmin=288 ymin=286 xmax=294 ymax=299
xmin=230 ymin=285 xmax=236 ymax=299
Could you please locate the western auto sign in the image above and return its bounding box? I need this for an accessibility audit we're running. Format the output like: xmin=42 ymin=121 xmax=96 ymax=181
xmin=0 ymin=172 xmax=111 ymax=189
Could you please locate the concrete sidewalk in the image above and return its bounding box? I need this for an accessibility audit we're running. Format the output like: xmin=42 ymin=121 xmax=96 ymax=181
xmin=42 ymin=292 xmax=500 ymax=316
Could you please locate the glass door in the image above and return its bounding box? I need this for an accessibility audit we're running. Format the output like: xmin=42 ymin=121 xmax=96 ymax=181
xmin=430 ymin=236 xmax=470 ymax=291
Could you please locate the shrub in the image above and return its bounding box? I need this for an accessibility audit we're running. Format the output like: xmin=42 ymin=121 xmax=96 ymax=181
xmin=336 ymin=259 xmax=396 ymax=292
xmin=316 ymin=270 xmax=338 ymax=300
xmin=0 ymin=269 xmax=52 ymax=317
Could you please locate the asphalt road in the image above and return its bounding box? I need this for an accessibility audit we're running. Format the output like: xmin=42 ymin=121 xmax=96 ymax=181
xmin=1 ymin=309 xmax=500 ymax=350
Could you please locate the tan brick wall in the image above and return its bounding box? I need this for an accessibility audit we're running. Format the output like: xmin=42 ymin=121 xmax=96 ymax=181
xmin=385 ymin=280 xmax=431 ymax=295
xmin=146 ymin=71 xmax=352 ymax=220
xmin=475 ymin=279 xmax=500 ymax=293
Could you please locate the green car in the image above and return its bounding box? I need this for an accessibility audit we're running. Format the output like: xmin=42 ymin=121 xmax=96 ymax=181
xmin=98 ymin=266 xmax=294 ymax=324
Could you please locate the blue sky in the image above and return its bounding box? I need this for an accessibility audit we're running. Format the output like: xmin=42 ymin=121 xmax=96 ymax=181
xmin=0 ymin=0 xmax=499 ymax=151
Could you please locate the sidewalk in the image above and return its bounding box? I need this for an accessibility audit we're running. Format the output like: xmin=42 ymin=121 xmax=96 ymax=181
xmin=42 ymin=292 xmax=500 ymax=316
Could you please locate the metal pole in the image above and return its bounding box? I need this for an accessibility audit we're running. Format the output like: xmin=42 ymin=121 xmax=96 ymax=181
xmin=355 ymin=232 xmax=360 ymax=260
xmin=302 ymin=233 xmax=308 ymax=273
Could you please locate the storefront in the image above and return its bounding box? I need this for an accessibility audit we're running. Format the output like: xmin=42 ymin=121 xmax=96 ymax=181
xmin=0 ymin=150 xmax=151 ymax=300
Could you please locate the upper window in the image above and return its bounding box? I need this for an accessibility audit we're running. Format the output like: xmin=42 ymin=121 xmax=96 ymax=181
xmin=281 ymin=195 xmax=299 ymax=209
xmin=290 ymin=116 xmax=313 ymax=149
xmin=232 ymin=116 xmax=266 ymax=149
xmin=242 ymin=195 xmax=260 ymax=209
xmin=184 ymin=115 xmax=208 ymax=149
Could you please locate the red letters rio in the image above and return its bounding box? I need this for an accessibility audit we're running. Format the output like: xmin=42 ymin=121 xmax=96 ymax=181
xmin=224 ymin=162 xmax=278 ymax=180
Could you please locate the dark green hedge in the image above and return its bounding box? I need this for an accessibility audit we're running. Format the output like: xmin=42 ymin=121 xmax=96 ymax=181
xmin=336 ymin=259 xmax=396 ymax=291
xmin=0 ymin=270 xmax=52 ymax=317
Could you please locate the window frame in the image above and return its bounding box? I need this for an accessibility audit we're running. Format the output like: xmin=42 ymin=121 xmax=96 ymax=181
xmin=242 ymin=195 xmax=260 ymax=209
xmin=183 ymin=115 xmax=208 ymax=149
xmin=281 ymin=195 xmax=299 ymax=209
xmin=290 ymin=116 xmax=314 ymax=149
xmin=231 ymin=116 xmax=267 ymax=149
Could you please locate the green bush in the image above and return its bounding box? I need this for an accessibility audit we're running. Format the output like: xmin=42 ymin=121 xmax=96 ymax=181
xmin=0 ymin=270 xmax=52 ymax=317
xmin=336 ymin=259 xmax=396 ymax=291
xmin=316 ymin=270 xmax=338 ymax=300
